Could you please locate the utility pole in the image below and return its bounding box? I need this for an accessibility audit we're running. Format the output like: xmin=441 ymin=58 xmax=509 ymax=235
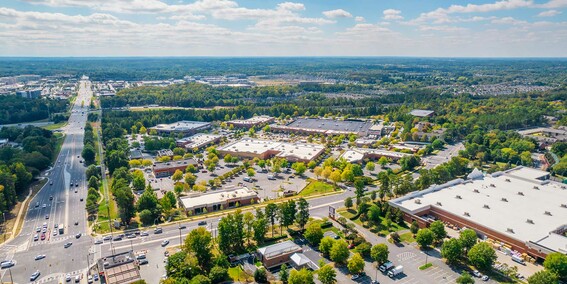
xmin=8 ymin=268 xmax=14 ymax=284
xmin=178 ymin=226 xmax=182 ymax=249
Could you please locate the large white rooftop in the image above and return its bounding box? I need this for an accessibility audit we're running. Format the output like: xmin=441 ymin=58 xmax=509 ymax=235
xmin=218 ymin=138 xmax=325 ymax=161
xmin=391 ymin=167 xmax=567 ymax=253
xmin=339 ymin=148 xmax=410 ymax=163
xmin=228 ymin=115 xmax=273 ymax=125
xmin=179 ymin=187 xmax=257 ymax=210
xmin=151 ymin=121 xmax=211 ymax=132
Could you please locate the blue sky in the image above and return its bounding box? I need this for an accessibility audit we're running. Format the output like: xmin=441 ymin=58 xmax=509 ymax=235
xmin=0 ymin=0 xmax=566 ymax=57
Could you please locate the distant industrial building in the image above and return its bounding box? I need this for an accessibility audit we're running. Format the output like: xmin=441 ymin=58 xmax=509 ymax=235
xmin=257 ymin=240 xmax=303 ymax=269
xmin=152 ymin=159 xmax=198 ymax=177
xmin=339 ymin=148 xmax=411 ymax=163
xmin=218 ymin=138 xmax=325 ymax=163
xmin=518 ymin=127 xmax=567 ymax=147
xmin=227 ymin=115 xmax=275 ymax=129
xmin=179 ymin=187 xmax=259 ymax=215
xmin=97 ymin=251 xmax=142 ymax=284
xmin=149 ymin=121 xmax=211 ymax=136
xmin=389 ymin=167 xmax=567 ymax=261
xmin=17 ymin=89 xmax=42 ymax=99
xmin=270 ymin=118 xmax=374 ymax=136
xmin=410 ymin=109 xmax=435 ymax=117
xmin=176 ymin=133 xmax=222 ymax=150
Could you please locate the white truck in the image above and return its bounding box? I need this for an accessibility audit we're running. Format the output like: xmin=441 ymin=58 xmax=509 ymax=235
xmin=388 ymin=265 xmax=403 ymax=278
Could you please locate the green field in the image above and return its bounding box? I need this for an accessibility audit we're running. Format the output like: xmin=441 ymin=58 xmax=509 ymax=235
xmin=299 ymin=180 xmax=337 ymax=197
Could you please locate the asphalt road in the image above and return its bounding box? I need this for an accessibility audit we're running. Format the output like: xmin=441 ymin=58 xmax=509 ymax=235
xmin=0 ymin=80 xmax=94 ymax=283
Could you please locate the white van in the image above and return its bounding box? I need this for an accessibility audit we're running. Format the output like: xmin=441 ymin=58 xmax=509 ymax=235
xmin=511 ymin=255 xmax=525 ymax=265
xmin=1 ymin=260 xmax=15 ymax=268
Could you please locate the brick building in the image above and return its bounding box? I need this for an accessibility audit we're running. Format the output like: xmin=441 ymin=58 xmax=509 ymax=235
xmin=389 ymin=167 xmax=567 ymax=261
xmin=152 ymin=159 xmax=198 ymax=178
xmin=257 ymin=240 xmax=303 ymax=269
xmin=179 ymin=187 xmax=259 ymax=215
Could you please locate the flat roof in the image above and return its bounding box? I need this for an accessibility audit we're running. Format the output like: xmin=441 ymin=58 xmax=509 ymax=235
xmin=339 ymin=148 xmax=410 ymax=163
xmin=179 ymin=187 xmax=257 ymax=210
xmin=228 ymin=115 xmax=274 ymax=125
xmin=283 ymin=118 xmax=373 ymax=134
xmin=177 ymin=133 xmax=222 ymax=149
xmin=218 ymin=138 xmax=325 ymax=161
xmin=410 ymin=109 xmax=435 ymax=117
xmin=390 ymin=167 xmax=567 ymax=253
xmin=98 ymin=251 xmax=141 ymax=284
xmin=151 ymin=120 xmax=211 ymax=131
xmin=257 ymin=240 xmax=302 ymax=259
xmin=153 ymin=158 xmax=197 ymax=171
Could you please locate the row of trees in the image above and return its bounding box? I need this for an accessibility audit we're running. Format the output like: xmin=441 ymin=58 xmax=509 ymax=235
xmin=0 ymin=95 xmax=68 ymax=124
xmin=81 ymin=123 xmax=96 ymax=165
xmin=217 ymin=198 xmax=310 ymax=255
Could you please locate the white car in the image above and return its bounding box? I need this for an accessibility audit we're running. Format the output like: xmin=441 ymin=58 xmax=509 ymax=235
xmin=35 ymin=255 xmax=46 ymax=260
xmin=66 ymin=273 xmax=71 ymax=282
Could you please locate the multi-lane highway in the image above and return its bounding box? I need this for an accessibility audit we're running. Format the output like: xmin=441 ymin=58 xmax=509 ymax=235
xmin=0 ymin=79 xmax=94 ymax=283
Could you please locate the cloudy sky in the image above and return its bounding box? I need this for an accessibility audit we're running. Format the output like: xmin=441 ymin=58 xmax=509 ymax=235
xmin=1 ymin=0 xmax=566 ymax=57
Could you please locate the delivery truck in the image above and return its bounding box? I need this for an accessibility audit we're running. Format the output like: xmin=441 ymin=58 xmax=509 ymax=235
xmin=388 ymin=265 xmax=404 ymax=278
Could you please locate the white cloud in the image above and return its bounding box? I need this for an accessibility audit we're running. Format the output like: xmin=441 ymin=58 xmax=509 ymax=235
xmin=277 ymin=2 xmax=305 ymax=11
xmin=537 ymin=10 xmax=562 ymax=17
xmin=419 ymin=25 xmax=467 ymax=32
xmin=355 ymin=16 xmax=365 ymax=22
xmin=169 ymin=14 xmax=207 ymax=21
xmin=383 ymin=9 xmax=403 ymax=20
xmin=414 ymin=0 xmax=533 ymax=24
xmin=491 ymin=16 xmax=528 ymax=24
xmin=322 ymin=9 xmax=352 ymax=18
xmin=538 ymin=0 xmax=567 ymax=8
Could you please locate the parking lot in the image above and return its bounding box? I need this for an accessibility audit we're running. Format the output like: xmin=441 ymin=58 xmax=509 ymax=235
xmin=423 ymin=142 xmax=464 ymax=169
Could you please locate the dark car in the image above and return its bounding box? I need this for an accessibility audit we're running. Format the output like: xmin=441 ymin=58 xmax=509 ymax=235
xmin=139 ymin=259 xmax=148 ymax=265
xmin=64 ymin=242 xmax=72 ymax=248
xmin=75 ymin=233 xmax=81 ymax=239
xmin=198 ymin=221 xmax=207 ymax=226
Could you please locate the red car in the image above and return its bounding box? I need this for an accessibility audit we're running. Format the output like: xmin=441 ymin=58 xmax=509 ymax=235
xmin=348 ymin=243 xmax=355 ymax=249
xmin=40 ymin=233 xmax=46 ymax=241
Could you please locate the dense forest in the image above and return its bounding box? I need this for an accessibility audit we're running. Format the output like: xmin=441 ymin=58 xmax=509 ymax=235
xmin=0 ymin=126 xmax=59 ymax=212
xmin=0 ymin=96 xmax=69 ymax=124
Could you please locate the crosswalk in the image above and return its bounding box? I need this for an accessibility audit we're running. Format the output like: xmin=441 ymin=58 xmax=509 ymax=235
xmin=29 ymin=235 xmax=75 ymax=247
xmin=33 ymin=269 xmax=86 ymax=284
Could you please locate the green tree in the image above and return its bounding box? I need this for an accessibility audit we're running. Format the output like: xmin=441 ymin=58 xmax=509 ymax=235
xmin=132 ymin=174 xmax=146 ymax=191
xmin=330 ymin=240 xmax=350 ymax=265
xmin=356 ymin=242 xmax=372 ymax=258
xmin=138 ymin=209 xmax=153 ymax=225
xmin=289 ymin=268 xmax=314 ymax=284
xmin=365 ymin=162 xmax=375 ymax=171
xmin=456 ymin=272 xmax=475 ymax=284
xmin=208 ymin=266 xmax=227 ymax=284
xmin=279 ymin=264 xmax=289 ymax=284
xmin=254 ymin=268 xmax=268 ymax=283
xmin=292 ymin=162 xmax=307 ymax=175
xmin=114 ymin=186 xmax=135 ymax=224
xmin=527 ymin=270 xmax=559 ymax=284
xmin=459 ymin=229 xmax=478 ymax=253
xmin=190 ymin=275 xmax=211 ymax=284
xmin=81 ymin=144 xmax=96 ymax=164
xmin=295 ymin=198 xmax=310 ymax=230
xmin=172 ymin=169 xmax=184 ymax=183
xmin=136 ymin=188 xmax=159 ymax=219
xmin=347 ymin=253 xmax=365 ymax=275
xmin=185 ymin=227 xmax=213 ymax=271
xmin=184 ymin=172 xmax=197 ymax=186
xmin=253 ymin=209 xmax=268 ymax=245
xmin=429 ymin=220 xmax=447 ymax=243
xmin=544 ymin=252 xmax=567 ymax=280
xmin=344 ymin=197 xmax=353 ymax=209
xmin=468 ymin=242 xmax=497 ymax=271
xmin=378 ymin=156 xmax=389 ymax=167
xmin=304 ymin=222 xmax=324 ymax=246
xmin=265 ymin=203 xmax=278 ymax=237
xmin=410 ymin=221 xmax=419 ymax=235
xmin=441 ymin=238 xmax=463 ymax=264
xmin=319 ymin=237 xmax=335 ymax=257
xmin=317 ymin=264 xmax=336 ymax=284
xmin=416 ymin=228 xmax=434 ymax=249
xmin=12 ymin=162 xmax=32 ymax=192
xmin=370 ymin=243 xmax=389 ymax=265
xmin=88 ymin=176 xmax=99 ymax=190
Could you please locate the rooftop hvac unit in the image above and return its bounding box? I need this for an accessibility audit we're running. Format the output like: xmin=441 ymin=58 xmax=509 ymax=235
xmin=455 ymin=195 xmax=462 ymax=199
xmin=473 ymin=189 xmax=480 ymax=193
xmin=464 ymin=212 xmax=470 ymax=217
xmin=526 ymin=219 xmax=534 ymax=224
xmin=507 ymin=228 xmax=515 ymax=233
xmin=414 ymin=199 xmax=421 ymax=204
xmin=517 ymin=191 xmax=524 ymax=196
xmin=533 ymin=186 xmax=540 ymax=190
xmin=544 ymin=211 xmax=552 ymax=216
xmin=483 ymin=204 xmax=490 ymax=209
xmin=501 ymin=198 xmax=508 ymax=202
xmin=490 ymin=184 xmax=495 ymax=188
xmin=561 ymin=186 xmax=566 ymax=189
xmin=505 ymin=178 xmax=511 ymax=182
xmin=561 ymin=204 xmax=567 ymax=208
xmin=436 ymin=202 xmax=442 ymax=206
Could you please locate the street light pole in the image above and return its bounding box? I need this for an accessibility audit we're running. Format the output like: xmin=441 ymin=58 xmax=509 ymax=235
xmin=178 ymin=226 xmax=182 ymax=249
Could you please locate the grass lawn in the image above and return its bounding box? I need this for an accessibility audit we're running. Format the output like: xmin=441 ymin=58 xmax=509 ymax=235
xmin=51 ymin=133 xmax=65 ymax=161
xmin=399 ymin=232 xmax=416 ymax=244
xmin=299 ymin=180 xmax=337 ymax=197
xmin=419 ymin=263 xmax=433 ymax=270
xmin=42 ymin=121 xmax=67 ymax=130
xmin=228 ymin=266 xmax=253 ymax=282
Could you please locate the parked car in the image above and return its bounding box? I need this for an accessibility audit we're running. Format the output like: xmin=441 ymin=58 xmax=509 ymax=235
xmin=30 ymin=270 xmax=40 ymax=281
xmin=35 ymin=255 xmax=46 ymax=260
xmin=139 ymin=259 xmax=149 ymax=265
xmin=161 ymin=240 xmax=169 ymax=247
